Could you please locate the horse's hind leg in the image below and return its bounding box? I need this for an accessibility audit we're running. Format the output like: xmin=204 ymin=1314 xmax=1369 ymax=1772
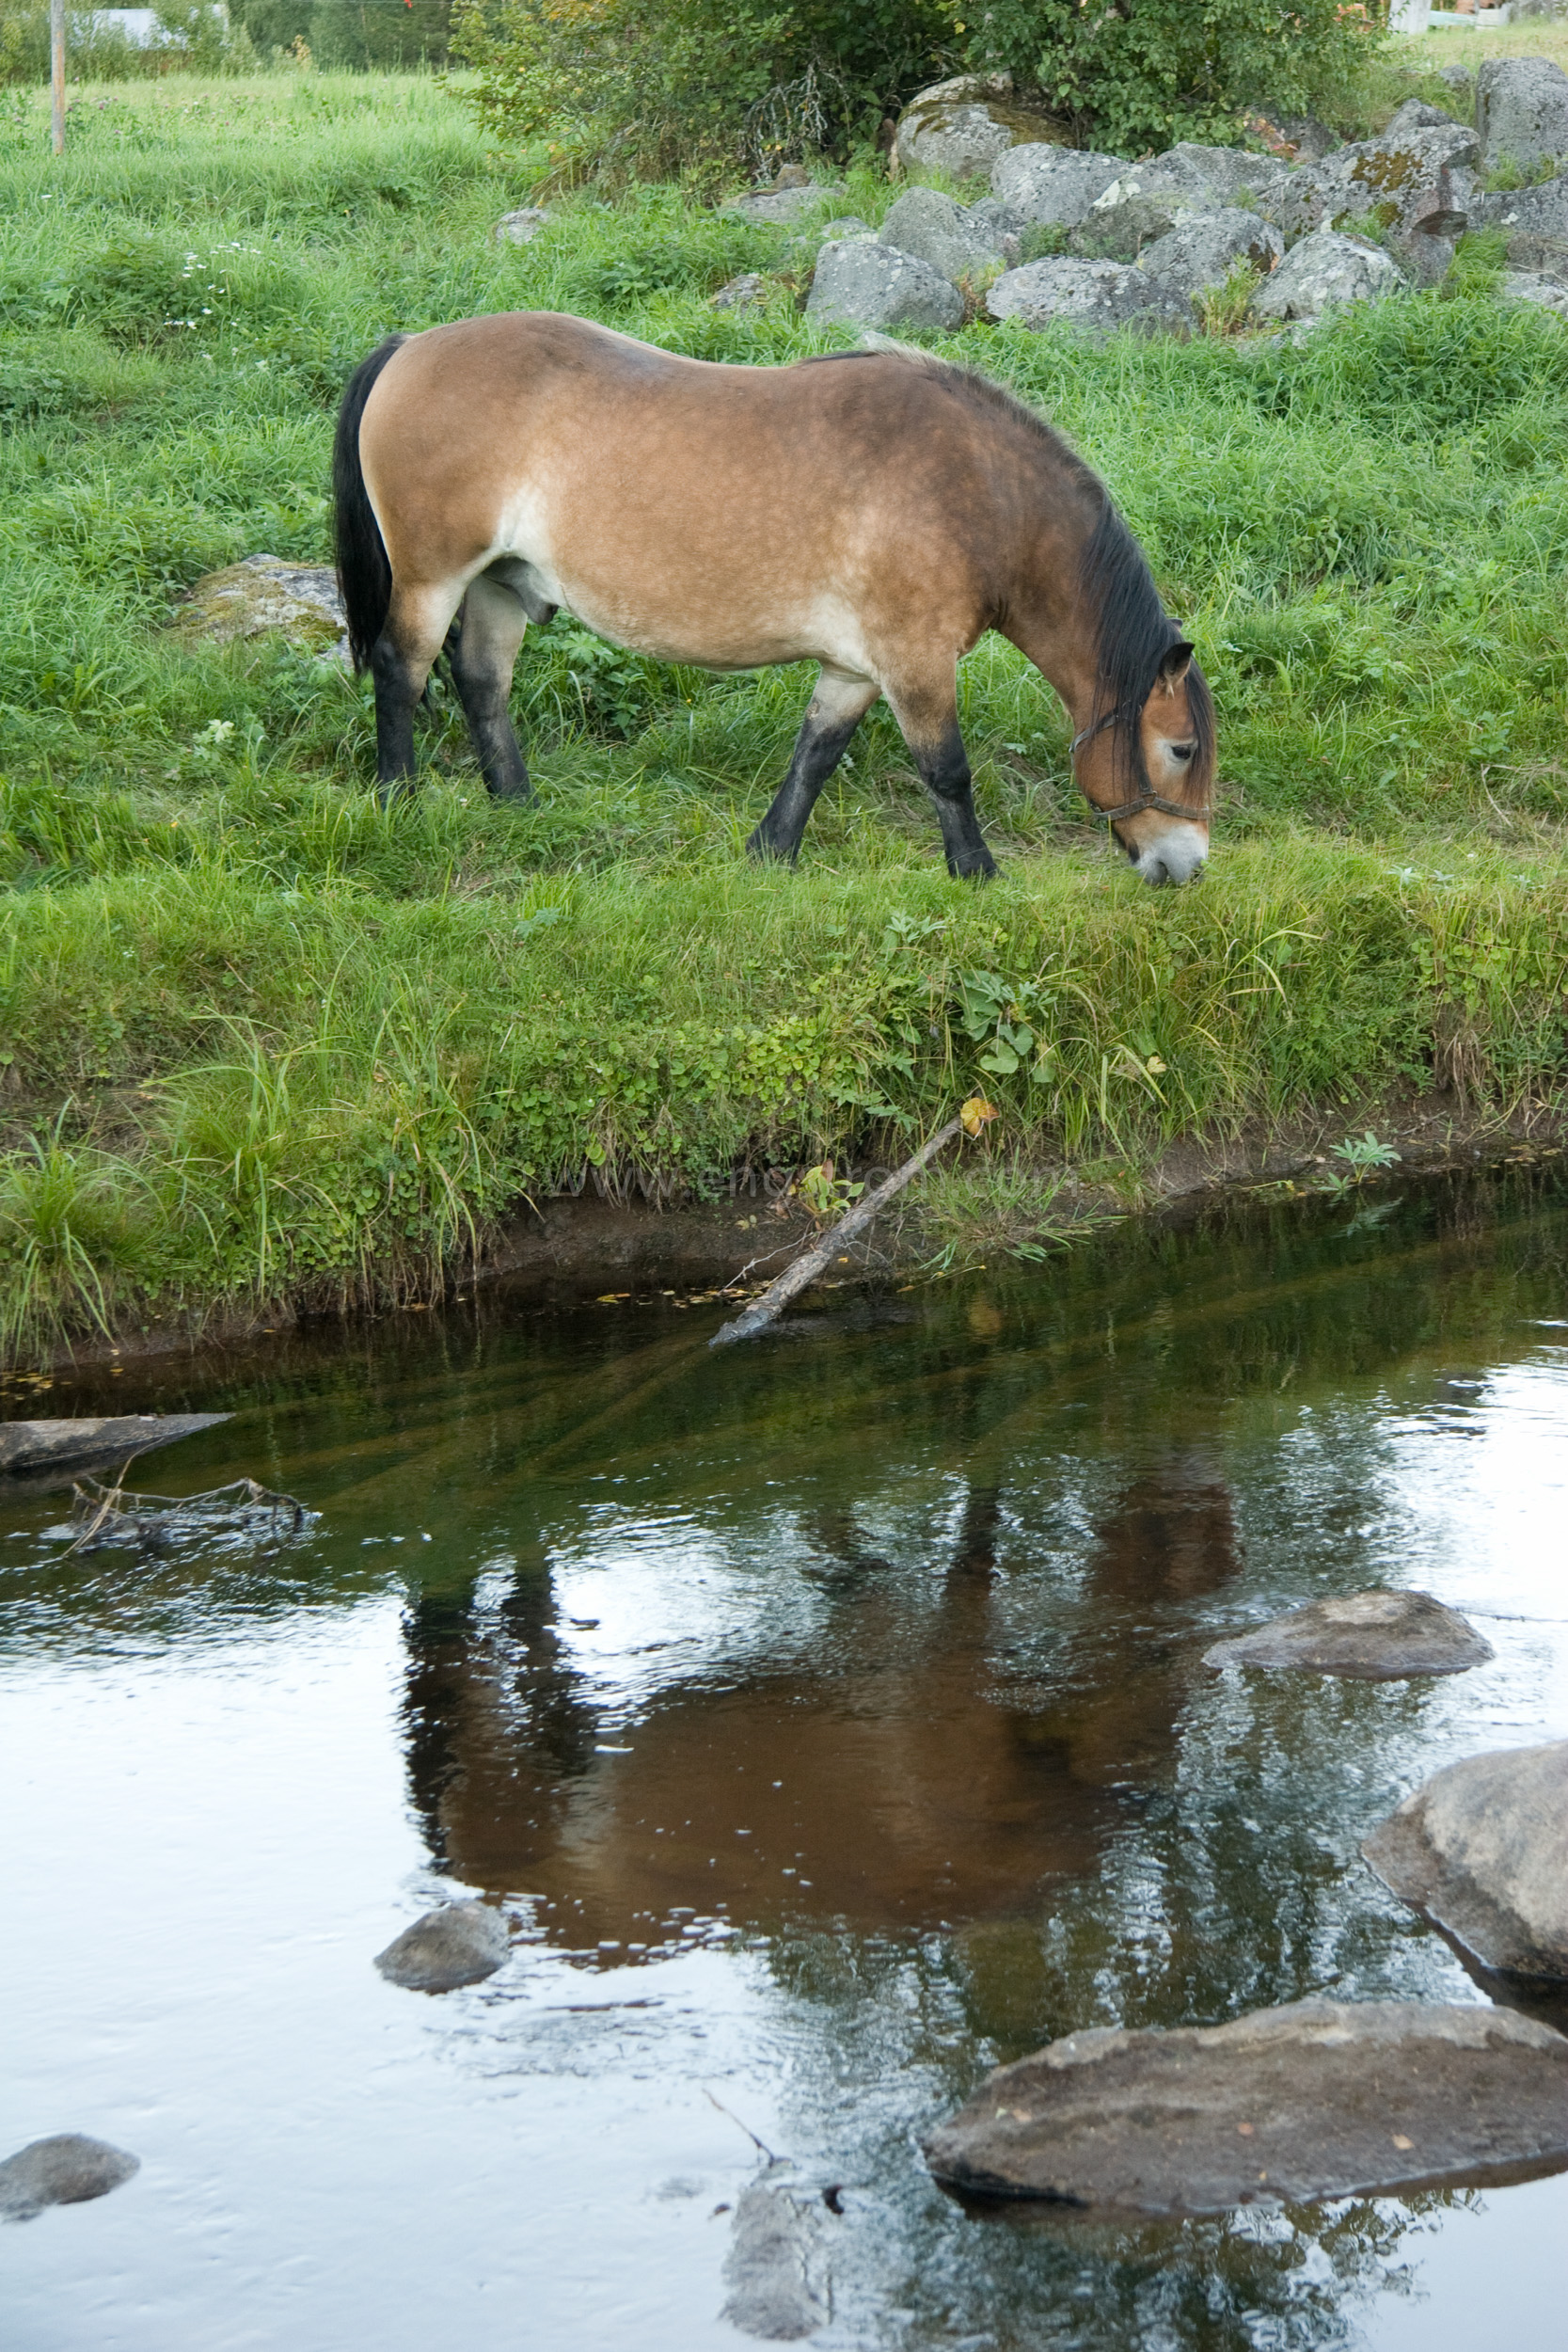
xmin=371 ymin=580 xmax=462 ymax=805
xmin=884 ymin=677 xmax=996 ymax=881
xmin=747 ymin=670 xmax=880 ymax=865
xmin=447 ymin=574 xmax=531 ymax=802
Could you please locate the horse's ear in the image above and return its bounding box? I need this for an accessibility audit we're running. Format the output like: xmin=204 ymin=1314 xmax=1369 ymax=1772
xmin=1157 ymin=640 xmax=1195 ymax=690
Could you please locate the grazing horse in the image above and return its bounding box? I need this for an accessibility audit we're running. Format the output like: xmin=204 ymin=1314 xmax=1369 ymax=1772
xmin=332 ymin=312 xmax=1215 ymax=884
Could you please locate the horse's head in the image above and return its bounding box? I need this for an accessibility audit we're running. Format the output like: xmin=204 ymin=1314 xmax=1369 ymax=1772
xmin=1072 ymin=640 xmax=1214 ymax=888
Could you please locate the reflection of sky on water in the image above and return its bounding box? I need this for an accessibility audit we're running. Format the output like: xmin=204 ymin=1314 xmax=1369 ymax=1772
xmin=2 ymin=1175 xmax=1566 ymax=2349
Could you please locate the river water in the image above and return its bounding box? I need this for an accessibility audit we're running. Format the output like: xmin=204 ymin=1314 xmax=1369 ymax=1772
xmin=2 ymin=1165 xmax=1565 ymax=2350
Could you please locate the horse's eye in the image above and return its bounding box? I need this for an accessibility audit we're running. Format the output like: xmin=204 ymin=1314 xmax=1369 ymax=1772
xmin=1169 ymin=741 xmax=1196 ymax=762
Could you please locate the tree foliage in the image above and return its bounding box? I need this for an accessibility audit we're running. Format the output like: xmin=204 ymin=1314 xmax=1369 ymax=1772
xmin=966 ymin=0 xmax=1376 ymax=155
xmin=450 ymin=0 xmax=956 ymax=182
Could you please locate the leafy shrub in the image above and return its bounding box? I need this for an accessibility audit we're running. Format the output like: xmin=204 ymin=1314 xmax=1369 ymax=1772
xmin=965 ymin=0 xmax=1373 ymax=156
xmin=451 ymin=0 xmax=955 ymax=183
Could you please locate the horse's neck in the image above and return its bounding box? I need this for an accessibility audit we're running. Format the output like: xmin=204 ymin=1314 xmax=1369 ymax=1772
xmin=1003 ymin=493 xmax=1101 ymax=724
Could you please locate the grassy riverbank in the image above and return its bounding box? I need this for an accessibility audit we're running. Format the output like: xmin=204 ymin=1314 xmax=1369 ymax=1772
xmin=3 ymin=71 xmax=1568 ymax=1360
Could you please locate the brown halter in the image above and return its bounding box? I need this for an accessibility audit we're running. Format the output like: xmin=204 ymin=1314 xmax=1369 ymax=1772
xmin=1069 ymin=706 xmax=1214 ymax=825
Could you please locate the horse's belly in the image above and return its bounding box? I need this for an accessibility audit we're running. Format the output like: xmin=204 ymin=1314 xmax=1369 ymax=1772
xmin=558 ymin=579 xmax=875 ymax=680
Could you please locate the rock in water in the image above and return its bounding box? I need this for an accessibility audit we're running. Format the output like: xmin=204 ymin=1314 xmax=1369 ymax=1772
xmin=721 ymin=2181 xmax=830 ymax=2341
xmin=171 ymin=555 xmax=348 ymax=662
xmin=373 ymin=1900 xmax=510 ymax=1992
xmin=805 ymin=239 xmax=964 ymax=333
xmin=0 ymin=2135 xmax=139 ymax=2223
xmin=0 ymin=1414 xmax=230 ymax=1476
xmin=1203 ymin=1590 xmax=1493 ymax=1680
xmin=1363 ymin=1740 xmax=1568 ymax=1981
xmin=923 ymin=2000 xmax=1568 ymax=2214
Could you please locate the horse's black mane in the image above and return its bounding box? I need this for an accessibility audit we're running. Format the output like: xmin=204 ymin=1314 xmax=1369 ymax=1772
xmin=813 ymin=350 xmax=1213 ymax=799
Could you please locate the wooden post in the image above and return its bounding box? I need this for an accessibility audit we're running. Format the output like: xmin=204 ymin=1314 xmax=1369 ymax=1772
xmin=51 ymin=0 xmax=66 ymax=157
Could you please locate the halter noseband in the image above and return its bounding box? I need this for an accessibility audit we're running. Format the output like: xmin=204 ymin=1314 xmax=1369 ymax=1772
xmin=1069 ymin=706 xmax=1213 ymax=825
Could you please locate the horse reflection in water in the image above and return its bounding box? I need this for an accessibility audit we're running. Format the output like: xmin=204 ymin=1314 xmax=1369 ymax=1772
xmin=398 ymin=1460 xmax=1242 ymax=1952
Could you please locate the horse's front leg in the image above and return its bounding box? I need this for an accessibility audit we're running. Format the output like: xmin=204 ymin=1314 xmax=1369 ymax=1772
xmin=886 ymin=679 xmax=997 ymax=881
xmin=747 ymin=669 xmax=880 ymax=865
xmin=370 ymin=582 xmax=457 ymax=806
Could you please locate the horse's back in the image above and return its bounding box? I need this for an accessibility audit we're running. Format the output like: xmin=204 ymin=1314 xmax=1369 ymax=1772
xmin=356 ymin=312 xmax=1027 ymax=675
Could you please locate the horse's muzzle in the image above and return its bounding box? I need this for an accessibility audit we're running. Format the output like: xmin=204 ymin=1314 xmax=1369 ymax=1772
xmin=1132 ymin=820 xmax=1208 ymax=887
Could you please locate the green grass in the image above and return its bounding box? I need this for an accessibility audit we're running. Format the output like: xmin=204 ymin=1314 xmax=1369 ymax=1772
xmin=2 ymin=71 xmax=1567 ymax=1358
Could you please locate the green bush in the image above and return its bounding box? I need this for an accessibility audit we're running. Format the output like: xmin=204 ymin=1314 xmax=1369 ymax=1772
xmin=965 ymin=0 xmax=1374 ymax=155
xmin=451 ymin=0 xmax=955 ymax=183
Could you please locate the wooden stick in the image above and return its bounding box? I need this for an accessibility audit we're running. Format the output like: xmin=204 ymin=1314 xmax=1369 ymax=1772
xmin=709 ymin=1116 xmax=965 ymax=1347
xmin=51 ymin=0 xmax=65 ymax=157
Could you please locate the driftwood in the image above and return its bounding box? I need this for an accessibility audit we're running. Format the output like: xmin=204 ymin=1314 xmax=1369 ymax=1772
xmin=67 ymin=1473 xmax=309 ymax=1556
xmin=711 ymin=1108 xmax=987 ymax=1347
xmin=0 ymin=1414 xmax=230 ymax=1477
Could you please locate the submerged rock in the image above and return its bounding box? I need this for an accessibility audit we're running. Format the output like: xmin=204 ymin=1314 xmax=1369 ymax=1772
xmin=1363 ymin=1740 xmax=1568 ymax=1981
xmin=1252 ymin=228 xmax=1405 ymax=323
xmin=373 ymin=1900 xmax=510 ymax=1992
xmin=721 ymin=2180 xmax=830 ymax=2341
xmin=986 ymin=256 xmax=1192 ymax=340
xmin=0 ymin=2134 xmax=139 ymax=2223
xmin=1203 ymin=1590 xmax=1493 ymax=1680
xmin=171 ymin=554 xmax=348 ymax=662
xmin=923 ymin=1999 xmax=1568 ymax=2214
xmin=805 ymin=238 xmax=964 ymax=333
xmin=0 ymin=1414 xmax=230 ymax=1477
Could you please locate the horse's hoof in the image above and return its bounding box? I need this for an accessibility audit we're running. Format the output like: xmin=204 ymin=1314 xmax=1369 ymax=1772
xmin=486 ymin=775 xmax=534 ymax=803
xmin=375 ymin=779 xmax=416 ymax=810
xmin=745 ymin=829 xmax=795 ymax=866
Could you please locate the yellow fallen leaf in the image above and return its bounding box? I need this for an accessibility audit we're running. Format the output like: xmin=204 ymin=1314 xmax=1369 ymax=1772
xmin=960 ymin=1094 xmax=999 ymax=1137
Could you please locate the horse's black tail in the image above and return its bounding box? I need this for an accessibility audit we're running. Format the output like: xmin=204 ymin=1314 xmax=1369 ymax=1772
xmin=333 ymin=334 xmax=406 ymax=675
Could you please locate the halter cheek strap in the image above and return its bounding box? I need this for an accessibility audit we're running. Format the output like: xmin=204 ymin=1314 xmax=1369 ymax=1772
xmin=1069 ymin=707 xmax=1213 ymax=826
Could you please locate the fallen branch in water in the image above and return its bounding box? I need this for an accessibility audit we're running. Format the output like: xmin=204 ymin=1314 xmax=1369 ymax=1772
xmin=709 ymin=1100 xmax=995 ymax=1347
xmin=67 ymin=1472 xmax=310 ymax=1555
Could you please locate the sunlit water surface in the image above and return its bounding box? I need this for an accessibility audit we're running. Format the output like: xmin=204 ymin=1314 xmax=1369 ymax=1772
xmin=3 ymin=1168 xmax=1566 ymax=2350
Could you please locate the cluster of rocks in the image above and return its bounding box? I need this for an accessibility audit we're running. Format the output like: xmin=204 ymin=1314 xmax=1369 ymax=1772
xmin=796 ymin=59 xmax=1568 ymax=342
xmin=924 ymin=1568 xmax=1568 ymax=2217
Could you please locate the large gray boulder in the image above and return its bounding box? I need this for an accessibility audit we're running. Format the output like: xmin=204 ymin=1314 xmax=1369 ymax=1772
xmin=1363 ymin=1739 xmax=1568 ymax=1981
xmin=1253 ymin=228 xmax=1405 ymax=323
xmin=1203 ymin=1590 xmax=1493 ymax=1680
xmin=1265 ymin=120 xmax=1477 ymax=282
xmin=0 ymin=2135 xmax=139 ymax=2222
xmin=990 ymin=143 xmax=1126 ymax=229
xmin=987 ymin=256 xmax=1192 ymax=340
xmin=1083 ymin=142 xmax=1290 ymax=258
xmin=878 ymin=186 xmax=1017 ymax=285
xmin=721 ymin=2181 xmax=830 ymax=2340
xmin=373 ymin=1900 xmax=510 ymax=1992
xmin=1502 ymin=267 xmax=1568 ymax=319
xmin=806 ymin=237 xmax=964 ymax=332
xmin=894 ymin=72 xmax=1060 ymax=183
xmin=1478 ymin=56 xmax=1568 ymax=175
xmin=923 ymin=1999 xmax=1568 ymax=2213
xmin=1479 ymin=170 xmax=1568 ymax=277
xmin=1137 ymin=208 xmax=1283 ymax=299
